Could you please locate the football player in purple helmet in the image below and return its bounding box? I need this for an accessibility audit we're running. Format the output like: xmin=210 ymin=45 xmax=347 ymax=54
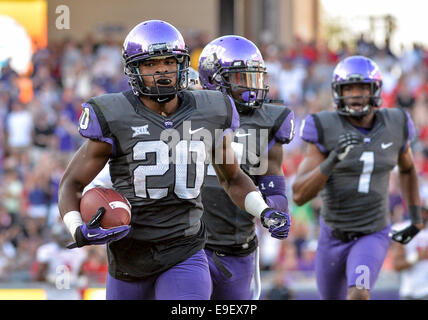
xmin=59 ymin=20 xmax=290 ymax=300
xmin=123 ymin=20 xmax=190 ymax=102
xmin=199 ymin=35 xmax=270 ymax=113
xmin=293 ymin=55 xmax=422 ymax=300
xmin=198 ymin=35 xmax=294 ymax=300
xmin=331 ymin=55 xmax=383 ymax=119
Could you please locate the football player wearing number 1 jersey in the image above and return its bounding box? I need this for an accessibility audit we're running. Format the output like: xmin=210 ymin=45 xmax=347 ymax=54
xmin=292 ymin=55 xmax=423 ymax=300
xmin=58 ymin=20 xmax=290 ymax=300
xmin=198 ymin=35 xmax=295 ymax=300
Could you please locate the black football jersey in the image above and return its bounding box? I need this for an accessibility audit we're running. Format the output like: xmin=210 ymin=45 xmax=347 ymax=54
xmin=78 ymin=89 xmax=238 ymax=278
xmin=201 ymin=103 xmax=294 ymax=254
xmin=300 ymin=108 xmax=415 ymax=233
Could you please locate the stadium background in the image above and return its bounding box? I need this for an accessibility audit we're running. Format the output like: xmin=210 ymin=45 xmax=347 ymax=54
xmin=0 ymin=0 xmax=427 ymax=300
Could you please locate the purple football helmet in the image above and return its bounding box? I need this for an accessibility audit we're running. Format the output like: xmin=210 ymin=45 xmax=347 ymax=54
xmin=122 ymin=20 xmax=190 ymax=102
xmin=332 ymin=55 xmax=382 ymax=117
xmin=198 ymin=35 xmax=269 ymax=112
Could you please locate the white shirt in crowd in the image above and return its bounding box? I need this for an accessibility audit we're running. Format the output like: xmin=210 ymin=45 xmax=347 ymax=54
xmin=393 ymin=221 xmax=428 ymax=299
xmin=6 ymin=109 xmax=33 ymax=148
xmin=36 ymin=241 xmax=87 ymax=287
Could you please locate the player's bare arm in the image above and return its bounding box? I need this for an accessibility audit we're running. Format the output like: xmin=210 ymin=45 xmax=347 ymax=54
xmin=58 ymin=139 xmax=130 ymax=246
xmin=256 ymin=142 xmax=290 ymax=213
xmin=212 ymin=137 xmax=285 ymax=212
xmin=292 ymin=143 xmax=328 ymax=206
xmin=397 ymin=145 xmax=423 ymax=230
xmin=58 ymin=140 xmax=111 ymax=216
xmin=212 ymin=133 xmax=291 ymax=239
xmin=212 ymin=134 xmax=259 ymax=212
xmin=265 ymin=142 xmax=285 ymax=176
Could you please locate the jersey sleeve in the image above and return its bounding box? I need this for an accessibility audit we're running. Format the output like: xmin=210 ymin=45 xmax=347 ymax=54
xmin=400 ymin=110 xmax=416 ymax=153
xmin=78 ymin=102 xmax=116 ymax=153
xmin=273 ymin=109 xmax=295 ymax=144
xmin=299 ymin=114 xmax=326 ymax=153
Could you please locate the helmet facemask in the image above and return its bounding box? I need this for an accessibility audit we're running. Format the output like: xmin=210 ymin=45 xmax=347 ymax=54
xmin=331 ymin=56 xmax=383 ymax=119
xmin=332 ymin=78 xmax=382 ymax=119
xmin=212 ymin=59 xmax=269 ymax=113
xmin=123 ymin=43 xmax=190 ymax=103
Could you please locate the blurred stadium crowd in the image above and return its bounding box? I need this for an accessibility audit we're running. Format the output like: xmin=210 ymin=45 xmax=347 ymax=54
xmin=0 ymin=31 xmax=427 ymax=298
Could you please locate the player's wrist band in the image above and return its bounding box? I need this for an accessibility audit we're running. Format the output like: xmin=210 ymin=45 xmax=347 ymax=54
xmin=245 ymin=191 xmax=269 ymax=219
xmin=258 ymin=176 xmax=286 ymax=196
xmin=63 ymin=211 xmax=84 ymax=239
xmin=258 ymin=176 xmax=288 ymax=212
xmin=409 ymin=205 xmax=422 ymax=225
xmin=320 ymin=150 xmax=339 ymax=176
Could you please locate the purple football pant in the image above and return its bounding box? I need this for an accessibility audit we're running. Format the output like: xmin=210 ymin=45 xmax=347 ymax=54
xmin=315 ymin=218 xmax=391 ymax=300
xmin=205 ymin=248 xmax=255 ymax=300
xmin=106 ymin=249 xmax=212 ymax=300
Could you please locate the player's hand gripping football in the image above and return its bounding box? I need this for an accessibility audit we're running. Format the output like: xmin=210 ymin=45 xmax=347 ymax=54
xmin=390 ymin=224 xmax=421 ymax=245
xmin=260 ymin=208 xmax=291 ymax=240
xmin=334 ymin=132 xmax=363 ymax=161
xmin=67 ymin=207 xmax=131 ymax=249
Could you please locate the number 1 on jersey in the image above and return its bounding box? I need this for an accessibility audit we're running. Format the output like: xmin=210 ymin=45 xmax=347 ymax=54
xmin=358 ymin=151 xmax=374 ymax=193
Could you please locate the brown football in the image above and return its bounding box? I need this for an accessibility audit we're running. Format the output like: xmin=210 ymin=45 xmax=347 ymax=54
xmin=80 ymin=187 xmax=131 ymax=229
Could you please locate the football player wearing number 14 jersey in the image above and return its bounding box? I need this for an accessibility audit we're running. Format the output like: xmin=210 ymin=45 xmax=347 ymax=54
xmin=292 ymin=55 xmax=423 ymax=300
xmin=198 ymin=35 xmax=295 ymax=300
xmin=58 ymin=20 xmax=290 ymax=300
